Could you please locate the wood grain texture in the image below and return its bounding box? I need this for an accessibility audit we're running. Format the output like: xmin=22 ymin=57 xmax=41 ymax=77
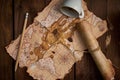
xmin=107 ymin=0 xmax=120 ymax=80
xmin=0 ymin=0 xmax=120 ymax=80
xmin=0 ymin=0 xmax=14 ymax=80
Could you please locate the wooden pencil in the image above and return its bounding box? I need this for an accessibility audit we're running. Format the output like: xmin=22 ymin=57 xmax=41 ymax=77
xmin=15 ymin=12 xmax=29 ymax=72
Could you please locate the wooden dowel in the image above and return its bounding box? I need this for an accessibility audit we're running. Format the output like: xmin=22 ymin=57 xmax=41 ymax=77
xmin=15 ymin=13 xmax=29 ymax=72
xmin=77 ymin=21 xmax=115 ymax=80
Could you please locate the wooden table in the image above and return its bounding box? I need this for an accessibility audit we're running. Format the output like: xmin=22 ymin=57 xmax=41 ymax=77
xmin=0 ymin=0 xmax=120 ymax=80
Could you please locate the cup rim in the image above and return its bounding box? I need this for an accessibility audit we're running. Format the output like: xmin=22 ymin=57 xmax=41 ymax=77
xmin=60 ymin=6 xmax=80 ymax=18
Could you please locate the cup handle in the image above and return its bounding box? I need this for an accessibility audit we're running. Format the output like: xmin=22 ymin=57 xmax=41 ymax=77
xmin=79 ymin=9 xmax=84 ymax=18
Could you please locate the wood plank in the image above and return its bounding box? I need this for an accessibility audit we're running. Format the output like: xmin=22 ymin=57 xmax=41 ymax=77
xmin=14 ymin=0 xmax=46 ymax=80
xmin=107 ymin=0 xmax=120 ymax=79
xmin=76 ymin=0 xmax=107 ymax=80
xmin=88 ymin=0 xmax=107 ymax=19
xmin=0 ymin=0 xmax=13 ymax=80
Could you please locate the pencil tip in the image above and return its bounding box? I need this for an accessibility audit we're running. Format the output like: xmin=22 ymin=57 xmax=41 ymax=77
xmin=26 ymin=12 xmax=29 ymax=18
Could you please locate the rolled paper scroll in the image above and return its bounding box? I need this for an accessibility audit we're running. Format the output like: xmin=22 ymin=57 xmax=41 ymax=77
xmin=77 ymin=21 xmax=115 ymax=80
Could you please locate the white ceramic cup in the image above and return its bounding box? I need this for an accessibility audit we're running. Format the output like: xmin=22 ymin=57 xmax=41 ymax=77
xmin=60 ymin=0 xmax=84 ymax=18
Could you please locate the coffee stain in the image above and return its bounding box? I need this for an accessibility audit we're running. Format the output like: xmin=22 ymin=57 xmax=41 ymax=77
xmin=34 ymin=47 xmax=44 ymax=59
xmin=49 ymin=55 xmax=54 ymax=59
xmin=46 ymin=32 xmax=57 ymax=44
xmin=41 ymin=41 xmax=50 ymax=50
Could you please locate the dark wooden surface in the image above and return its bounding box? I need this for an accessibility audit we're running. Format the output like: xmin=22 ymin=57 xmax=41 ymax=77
xmin=0 ymin=0 xmax=120 ymax=80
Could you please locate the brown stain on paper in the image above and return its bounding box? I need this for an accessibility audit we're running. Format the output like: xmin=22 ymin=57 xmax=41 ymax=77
xmin=34 ymin=47 xmax=44 ymax=59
